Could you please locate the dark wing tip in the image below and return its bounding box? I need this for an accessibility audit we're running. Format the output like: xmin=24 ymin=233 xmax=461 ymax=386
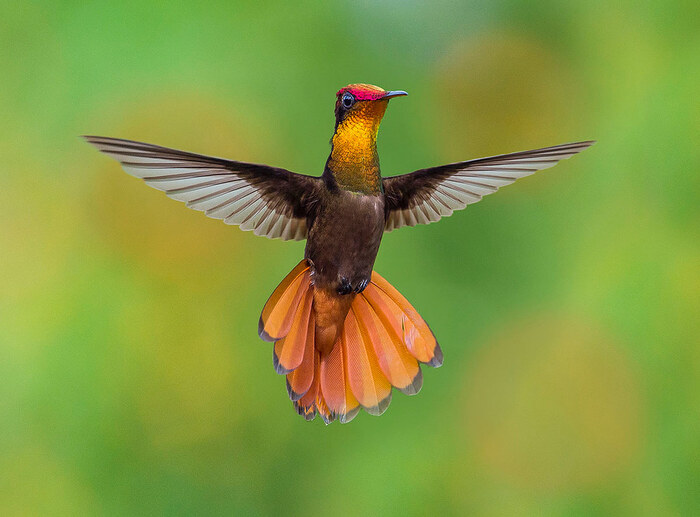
xmin=567 ymin=140 xmax=596 ymax=151
xmin=82 ymin=134 xmax=116 ymax=145
xmin=81 ymin=135 xmax=131 ymax=153
xmin=556 ymin=140 xmax=596 ymax=154
xmin=81 ymin=135 xmax=102 ymax=148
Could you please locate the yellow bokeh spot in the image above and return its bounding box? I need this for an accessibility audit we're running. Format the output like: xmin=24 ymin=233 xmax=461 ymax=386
xmin=433 ymin=32 xmax=581 ymax=157
xmin=0 ymin=447 xmax=98 ymax=514
xmin=462 ymin=314 xmax=644 ymax=492
xmin=117 ymin=293 xmax=243 ymax=454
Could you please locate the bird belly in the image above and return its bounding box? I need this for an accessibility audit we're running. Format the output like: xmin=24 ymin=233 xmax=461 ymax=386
xmin=305 ymin=192 xmax=384 ymax=291
xmin=304 ymin=192 xmax=385 ymax=354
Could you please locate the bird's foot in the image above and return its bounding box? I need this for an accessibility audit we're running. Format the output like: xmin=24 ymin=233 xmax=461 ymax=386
xmin=353 ymin=278 xmax=369 ymax=293
xmin=337 ymin=277 xmax=353 ymax=295
xmin=336 ymin=276 xmax=369 ymax=295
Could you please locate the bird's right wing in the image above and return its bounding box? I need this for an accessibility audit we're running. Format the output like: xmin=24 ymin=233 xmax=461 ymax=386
xmin=85 ymin=136 xmax=322 ymax=241
xmin=383 ymin=141 xmax=595 ymax=231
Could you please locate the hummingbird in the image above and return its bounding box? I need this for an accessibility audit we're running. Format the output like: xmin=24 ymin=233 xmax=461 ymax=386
xmin=85 ymin=83 xmax=594 ymax=424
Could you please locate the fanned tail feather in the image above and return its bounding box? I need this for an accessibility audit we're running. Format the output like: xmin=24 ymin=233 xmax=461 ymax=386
xmin=367 ymin=271 xmax=443 ymax=367
xmin=285 ymin=309 xmax=316 ymax=401
xmin=273 ymin=282 xmax=313 ymax=374
xmin=294 ymin=351 xmax=320 ymax=421
xmin=320 ymin=333 xmax=361 ymax=423
xmin=259 ymin=260 xmax=311 ymax=342
xmin=353 ymin=294 xmax=423 ymax=395
xmin=260 ymin=260 xmax=442 ymax=424
xmin=343 ymin=307 xmax=393 ymax=415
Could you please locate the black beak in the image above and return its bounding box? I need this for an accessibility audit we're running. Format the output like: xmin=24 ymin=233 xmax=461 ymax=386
xmin=381 ymin=90 xmax=408 ymax=100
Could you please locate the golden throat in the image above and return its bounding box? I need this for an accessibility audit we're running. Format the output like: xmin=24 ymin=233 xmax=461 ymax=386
xmin=327 ymin=100 xmax=388 ymax=195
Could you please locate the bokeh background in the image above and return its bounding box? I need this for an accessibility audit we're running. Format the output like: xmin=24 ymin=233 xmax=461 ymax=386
xmin=2 ymin=1 xmax=698 ymax=515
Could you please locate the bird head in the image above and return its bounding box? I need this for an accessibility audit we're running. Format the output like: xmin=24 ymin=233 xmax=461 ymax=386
xmin=333 ymin=84 xmax=407 ymax=135
xmin=327 ymin=84 xmax=407 ymax=193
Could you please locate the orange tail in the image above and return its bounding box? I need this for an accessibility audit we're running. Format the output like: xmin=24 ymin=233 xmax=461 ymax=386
xmin=259 ymin=259 xmax=443 ymax=424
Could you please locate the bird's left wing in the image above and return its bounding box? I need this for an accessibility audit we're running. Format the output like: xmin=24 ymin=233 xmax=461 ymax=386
xmin=85 ymin=136 xmax=322 ymax=241
xmin=383 ymin=141 xmax=595 ymax=231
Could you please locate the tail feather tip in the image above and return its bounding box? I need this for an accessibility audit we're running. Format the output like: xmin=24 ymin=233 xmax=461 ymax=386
xmin=364 ymin=392 xmax=393 ymax=417
xmin=258 ymin=317 xmax=276 ymax=342
xmin=273 ymin=349 xmax=294 ymax=375
xmin=294 ymin=402 xmax=317 ymax=421
xmin=286 ymin=378 xmax=304 ymax=402
xmin=427 ymin=342 xmax=444 ymax=368
xmin=398 ymin=367 xmax=423 ymax=396
xmin=338 ymin=406 xmax=361 ymax=424
xmin=319 ymin=412 xmax=335 ymax=425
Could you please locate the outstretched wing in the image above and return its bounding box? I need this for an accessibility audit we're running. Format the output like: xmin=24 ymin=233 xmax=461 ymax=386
xmin=383 ymin=141 xmax=595 ymax=231
xmin=85 ymin=136 xmax=321 ymax=241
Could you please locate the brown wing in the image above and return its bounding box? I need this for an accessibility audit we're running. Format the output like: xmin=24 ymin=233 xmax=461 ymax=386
xmin=383 ymin=141 xmax=595 ymax=231
xmin=85 ymin=136 xmax=321 ymax=241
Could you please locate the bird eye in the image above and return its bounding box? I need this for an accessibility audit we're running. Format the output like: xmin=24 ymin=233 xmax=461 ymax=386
xmin=341 ymin=92 xmax=355 ymax=108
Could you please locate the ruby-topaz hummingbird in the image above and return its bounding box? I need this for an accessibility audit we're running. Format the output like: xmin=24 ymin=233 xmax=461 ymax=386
xmin=85 ymin=83 xmax=594 ymax=423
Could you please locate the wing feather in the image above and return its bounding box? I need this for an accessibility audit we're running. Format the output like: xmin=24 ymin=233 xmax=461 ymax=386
xmin=383 ymin=141 xmax=595 ymax=231
xmin=85 ymin=135 xmax=320 ymax=241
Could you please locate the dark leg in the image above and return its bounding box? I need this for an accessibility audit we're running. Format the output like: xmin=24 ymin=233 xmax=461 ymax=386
xmin=337 ymin=277 xmax=353 ymax=295
xmin=353 ymin=277 xmax=369 ymax=293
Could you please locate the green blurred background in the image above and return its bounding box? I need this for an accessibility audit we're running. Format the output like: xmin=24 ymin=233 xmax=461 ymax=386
xmin=1 ymin=1 xmax=698 ymax=515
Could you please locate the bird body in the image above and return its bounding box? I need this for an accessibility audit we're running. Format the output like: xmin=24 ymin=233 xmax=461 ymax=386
xmin=86 ymin=83 xmax=594 ymax=423
xmin=306 ymin=188 xmax=384 ymax=355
